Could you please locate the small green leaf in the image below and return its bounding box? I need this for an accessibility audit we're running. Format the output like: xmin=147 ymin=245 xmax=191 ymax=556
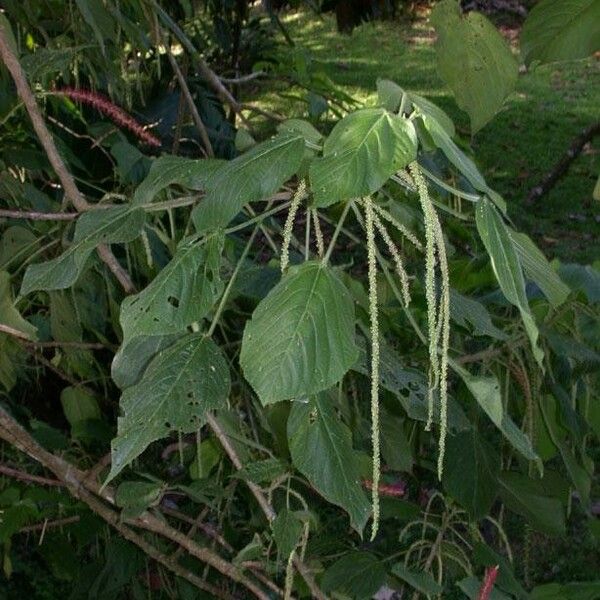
xmin=192 ymin=133 xmax=304 ymax=233
xmin=442 ymin=429 xmax=499 ymax=520
xmin=288 ymin=394 xmax=371 ymax=534
xmin=511 ymin=231 xmax=570 ymax=308
xmin=376 ymin=78 xmax=404 ymax=112
xmin=498 ymin=471 xmax=565 ymax=536
xmin=133 ymin=155 xmax=224 ymax=205
xmin=189 ymin=439 xmax=222 ymax=479
xmin=322 ymin=552 xmax=387 ymax=599
xmin=107 ymin=334 xmax=230 ymax=483
xmin=391 ymin=563 xmax=443 ymax=596
xmin=115 ymin=481 xmax=163 ymax=519
xmin=240 ymin=261 xmax=358 ymax=405
xmin=450 ymin=289 xmax=508 ymax=340
xmin=0 ymin=272 xmax=37 ymax=339
xmin=119 ymin=235 xmax=223 ymax=343
xmin=380 ymin=410 xmax=413 ymax=472
xmin=431 ymin=0 xmax=518 ymax=132
xmin=272 ymin=509 xmax=303 ymax=560
xmin=454 ymin=366 xmax=542 ymax=470
xmin=521 ymin=0 xmax=600 ymax=65
xmin=60 ymin=386 xmax=101 ymax=428
xmin=21 ymin=207 xmax=145 ymax=295
xmin=531 ymin=581 xmax=600 ymax=600
xmin=475 ymin=197 xmax=544 ymax=366
xmin=310 ymin=108 xmax=417 ymax=207
xmin=237 ymin=458 xmax=288 ymax=484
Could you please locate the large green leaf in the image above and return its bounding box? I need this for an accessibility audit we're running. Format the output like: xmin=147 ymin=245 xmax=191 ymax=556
xmin=454 ymin=365 xmax=541 ymax=469
xmin=287 ymin=394 xmax=371 ymax=534
xmin=0 ymin=272 xmax=37 ymax=339
xmin=498 ymin=471 xmax=565 ymax=536
xmin=511 ymin=231 xmax=570 ymax=308
xmin=240 ymin=261 xmax=358 ymax=405
xmin=107 ymin=334 xmax=230 ymax=483
xmin=192 ymin=133 xmax=305 ymax=233
xmin=119 ymin=235 xmax=223 ymax=343
xmin=392 ymin=563 xmax=443 ymax=596
xmin=521 ymin=0 xmax=600 ymax=65
xmin=442 ymin=429 xmax=499 ymax=520
xmin=322 ymin=552 xmax=387 ymax=599
xmin=450 ymin=289 xmax=508 ymax=340
xmin=431 ymin=0 xmax=518 ymax=132
xmin=475 ymin=197 xmax=544 ymax=366
xmin=133 ymin=155 xmax=224 ymax=205
xmin=531 ymin=582 xmax=600 ymax=600
xmin=310 ymin=108 xmax=417 ymax=207
xmin=21 ymin=207 xmax=145 ymax=295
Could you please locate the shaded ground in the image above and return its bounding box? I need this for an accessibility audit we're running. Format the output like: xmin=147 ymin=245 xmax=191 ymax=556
xmin=254 ymin=9 xmax=600 ymax=263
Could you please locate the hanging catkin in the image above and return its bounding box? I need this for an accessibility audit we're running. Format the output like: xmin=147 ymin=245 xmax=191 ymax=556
xmin=364 ymin=196 xmax=381 ymax=540
xmin=408 ymin=162 xmax=450 ymax=479
xmin=280 ymin=180 xmax=307 ymax=272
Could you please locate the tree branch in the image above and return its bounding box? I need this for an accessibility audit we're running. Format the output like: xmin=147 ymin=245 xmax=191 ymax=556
xmin=0 ymin=406 xmax=271 ymax=600
xmin=206 ymin=414 xmax=327 ymax=600
xmin=0 ymin=208 xmax=78 ymax=221
xmin=526 ymin=122 xmax=600 ymax=205
xmin=0 ymin=28 xmax=135 ymax=294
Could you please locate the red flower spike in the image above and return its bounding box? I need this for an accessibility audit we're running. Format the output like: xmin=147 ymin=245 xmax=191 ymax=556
xmin=57 ymin=87 xmax=161 ymax=147
xmin=362 ymin=478 xmax=406 ymax=497
xmin=477 ymin=565 xmax=499 ymax=600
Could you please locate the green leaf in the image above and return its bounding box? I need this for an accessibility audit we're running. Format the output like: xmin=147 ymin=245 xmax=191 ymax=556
xmin=0 ymin=13 xmax=18 ymax=56
xmin=287 ymin=394 xmax=371 ymax=534
xmin=133 ymin=155 xmax=224 ymax=205
xmin=450 ymin=289 xmax=508 ymax=340
xmin=278 ymin=119 xmax=323 ymax=145
xmin=192 ymin=133 xmax=305 ymax=233
xmin=115 ymin=481 xmax=163 ymax=519
xmin=498 ymin=471 xmax=566 ymax=536
xmin=442 ymin=429 xmax=499 ymax=520
xmin=75 ymin=0 xmax=115 ymax=53
xmin=0 ymin=272 xmax=37 ymax=339
xmin=60 ymin=387 xmax=101 ymax=428
xmin=272 ymin=509 xmax=303 ymax=560
xmin=431 ymin=0 xmax=518 ymax=132
xmin=107 ymin=334 xmax=230 ymax=483
xmin=475 ymin=197 xmax=543 ymax=366
xmin=322 ymin=552 xmax=387 ymax=599
xmin=111 ymin=334 xmax=182 ymax=390
xmin=376 ymin=78 xmax=404 ymax=112
xmin=456 ymin=367 xmax=541 ymax=468
xmin=119 ymin=235 xmax=223 ymax=343
xmin=521 ymin=0 xmax=600 ymax=65
xmin=380 ymin=410 xmax=413 ymax=472
xmin=421 ymin=114 xmax=488 ymax=192
xmin=391 ymin=563 xmax=443 ymax=596
xmin=310 ymin=108 xmax=417 ymax=207
xmin=0 ymin=226 xmax=39 ymax=271
xmin=473 ymin=542 xmax=528 ymax=599
xmin=409 ymin=92 xmax=456 ymax=138
xmin=531 ymin=581 xmax=600 ymax=600
xmin=21 ymin=207 xmax=145 ymax=295
xmin=511 ymin=231 xmax=570 ymax=308
xmin=237 ymin=458 xmax=288 ymax=484
xmin=189 ymin=439 xmax=222 ymax=479
xmin=457 ymin=576 xmax=511 ymax=600
xmin=240 ymin=261 xmax=358 ymax=405
xmin=558 ymin=263 xmax=600 ymax=303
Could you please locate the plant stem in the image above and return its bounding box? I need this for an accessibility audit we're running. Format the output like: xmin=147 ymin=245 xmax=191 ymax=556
xmin=322 ymin=200 xmax=352 ymax=264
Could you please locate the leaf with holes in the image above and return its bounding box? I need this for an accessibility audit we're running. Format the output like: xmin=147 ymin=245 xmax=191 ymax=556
xmin=192 ymin=133 xmax=305 ymax=233
xmin=288 ymin=394 xmax=371 ymax=534
xmin=106 ymin=334 xmax=230 ymax=483
xmin=431 ymin=0 xmax=518 ymax=132
xmin=310 ymin=108 xmax=417 ymax=207
xmin=521 ymin=0 xmax=600 ymax=65
xmin=240 ymin=261 xmax=358 ymax=405
xmin=21 ymin=206 xmax=145 ymax=295
xmin=119 ymin=234 xmax=223 ymax=343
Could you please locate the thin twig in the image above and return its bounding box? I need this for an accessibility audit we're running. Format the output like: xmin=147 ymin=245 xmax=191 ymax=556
xmin=206 ymin=414 xmax=327 ymax=600
xmin=0 ymin=29 xmax=135 ymax=293
xmin=19 ymin=516 xmax=80 ymax=534
xmin=0 ymin=463 xmax=63 ymax=487
xmin=219 ymin=72 xmax=266 ymax=84
xmin=0 ymin=208 xmax=78 ymax=221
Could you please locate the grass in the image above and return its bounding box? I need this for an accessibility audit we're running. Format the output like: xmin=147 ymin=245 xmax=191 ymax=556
xmin=252 ymin=9 xmax=600 ymax=263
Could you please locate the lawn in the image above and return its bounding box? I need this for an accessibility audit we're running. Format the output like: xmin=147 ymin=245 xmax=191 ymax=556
xmin=253 ymin=8 xmax=600 ymax=263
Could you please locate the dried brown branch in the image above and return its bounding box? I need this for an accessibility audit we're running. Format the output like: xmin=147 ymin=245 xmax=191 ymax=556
xmin=526 ymin=122 xmax=600 ymax=205
xmin=0 ymin=463 xmax=63 ymax=487
xmin=19 ymin=516 xmax=80 ymax=534
xmin=0 ymin=208 xmax=78 ymax=221
xmin=0 ymin=28 xmax=135 ymax=294
xmin=0 ymin=407 xmax=271 ymax=599
xmin=206 ymin=414 xmax=327 ymax=600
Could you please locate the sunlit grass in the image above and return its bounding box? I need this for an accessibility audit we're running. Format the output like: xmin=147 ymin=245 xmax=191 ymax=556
xmin=250 ymin=9 xmax=600 ymax=263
